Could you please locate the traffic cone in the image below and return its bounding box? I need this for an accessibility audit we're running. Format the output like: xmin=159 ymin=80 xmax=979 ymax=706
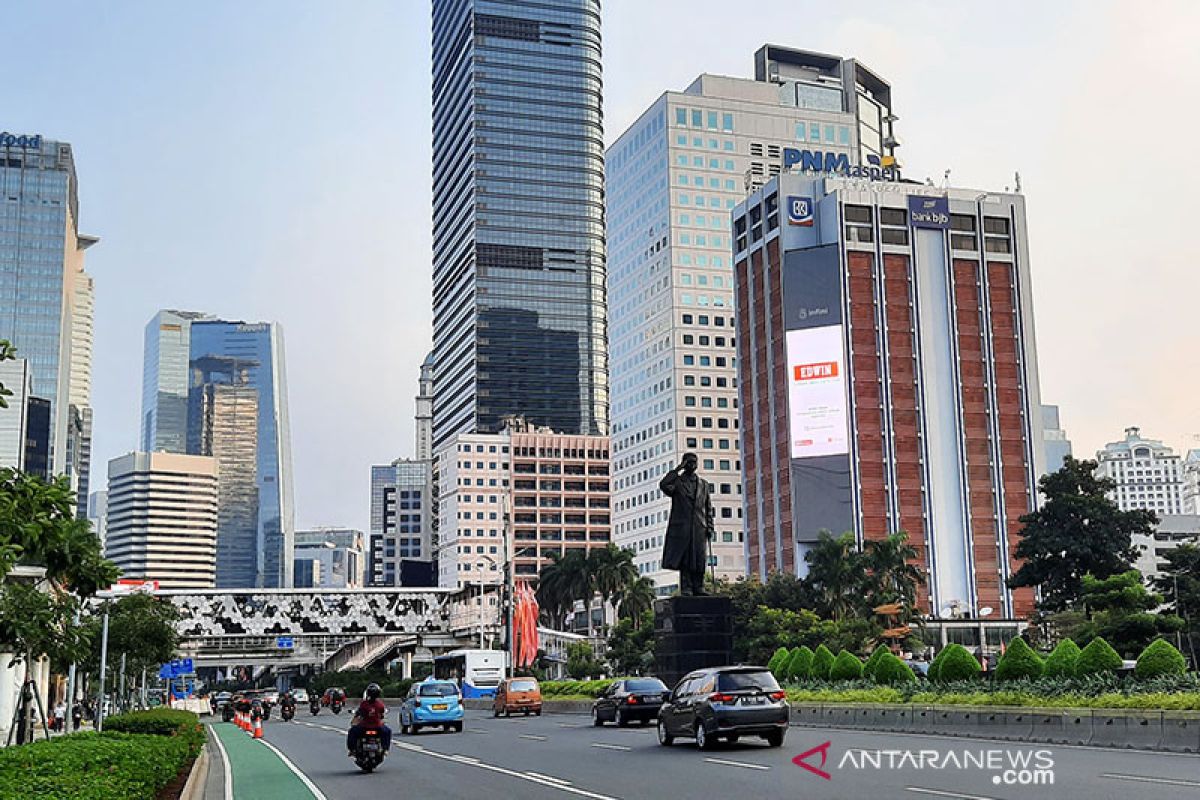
xmin=253 ymin=716 xmax=263 ymax=739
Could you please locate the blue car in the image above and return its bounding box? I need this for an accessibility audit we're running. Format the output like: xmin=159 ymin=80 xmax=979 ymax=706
xmin=399 ymin=679 xmax=464 ymax=734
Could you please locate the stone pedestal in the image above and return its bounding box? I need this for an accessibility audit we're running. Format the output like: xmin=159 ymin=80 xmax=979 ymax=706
xmin=653 ymin=596 xmax=733 ymax=690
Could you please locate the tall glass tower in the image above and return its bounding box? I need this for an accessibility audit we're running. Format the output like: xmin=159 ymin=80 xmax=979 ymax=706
xmin=141 ymin=310 xmax=214 ymax=453
xmin=430 ymin=0 xmax=607 ymax=449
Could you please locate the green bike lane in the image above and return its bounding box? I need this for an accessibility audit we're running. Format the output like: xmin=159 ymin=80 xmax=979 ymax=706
xmin=208 ymin=721 xmax=326 ymax=800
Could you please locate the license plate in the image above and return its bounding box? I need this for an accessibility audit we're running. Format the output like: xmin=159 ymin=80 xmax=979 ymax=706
xmin=640 ymin=697 xmax=659 ymax=704
xmin=432 ymin=704 xmax=448 ymax=710
xmin=740 ymin=696 xmax=765 ymax=705
xmin=363 ymin=742 xmax=380 ymax=752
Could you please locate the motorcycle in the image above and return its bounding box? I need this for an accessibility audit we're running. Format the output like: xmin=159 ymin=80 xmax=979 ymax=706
xmin=331 ymin=698 xmax=344 ymax=714
xmin=310 ymin=699 xmax=321 ymax=716
xmin=222 ymin=704 xmax=235 ymax=723
xmin=354 ymin=728 xmax=386 ymax=773
xmin=281 ymin=703 xmax=295 ymax=722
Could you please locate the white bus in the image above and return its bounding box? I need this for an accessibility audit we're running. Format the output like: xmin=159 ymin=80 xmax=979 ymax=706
xmin=433 ymin=649 xmax=507 ymax=698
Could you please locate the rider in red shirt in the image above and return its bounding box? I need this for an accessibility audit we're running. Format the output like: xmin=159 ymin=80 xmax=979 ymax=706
xmin=347 ymin=683 xmax=392 ymax=756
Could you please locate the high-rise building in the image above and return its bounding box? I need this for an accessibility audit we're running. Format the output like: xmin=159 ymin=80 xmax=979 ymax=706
xmin=435 ymin=418 xmax=611 ymax=590
xmin=607 ymin=46 xmax=897 ymax=590
xmin=1182 ymin=449 xmax=1200 ymax=515
xmin=1095 ymin=427 xmax=1184 ymax=515
xmin=1040 ymin=404 xmax=1072 ymax=473
xmin=103 ymin=451 xmax=219 ymax=589
xmin=369 ymin=458 xmax=434 ymax=586
xmin=1133 ymin=515 xmax=1200 ymax=583
xmin=0 ymin=133 xmax=98 ymax=502
xmin=140 ymin=313 xmax=295 ymax=588
xmin=87 ymin=490 xmax=107 ymax=550
xmin=732 ymin=173 xmax=1045 ymax=619
xmin=0 ymin=358 xmax=48 ymax=476
xmin=294 ymin=527 xmax=366 ymax=589
xmin=415 ymin=352 xmax=434 ymax=462
xmin=430 ymin=0 xmax=607 ymax=449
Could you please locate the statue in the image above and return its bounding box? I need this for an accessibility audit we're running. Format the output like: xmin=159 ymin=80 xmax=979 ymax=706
xmin=658 ymin=453 xmax=715 ymax=596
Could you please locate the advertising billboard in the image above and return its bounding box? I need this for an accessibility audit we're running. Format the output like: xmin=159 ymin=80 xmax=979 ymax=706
xmin=786 ymin=325 xmax=849 ymax=459
xmin=907 ymin=195 xmax=950 ymax=229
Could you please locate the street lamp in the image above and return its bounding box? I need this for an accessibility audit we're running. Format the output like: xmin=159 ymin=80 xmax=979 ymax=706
xmin=977 ymin=606 xmax=994 ymax=663
xmin=474 ymin=556 xmax=498 ymax=649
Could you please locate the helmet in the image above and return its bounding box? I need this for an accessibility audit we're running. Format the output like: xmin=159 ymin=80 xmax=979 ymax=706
xmin=365 ymin=683 xmax=382 ymax=699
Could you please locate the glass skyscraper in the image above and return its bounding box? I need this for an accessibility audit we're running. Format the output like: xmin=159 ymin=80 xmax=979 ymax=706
xmin=430 ymin=0 xmax=607 ymax=449
xmin=140 ymin=312 xmax=295 ymax=588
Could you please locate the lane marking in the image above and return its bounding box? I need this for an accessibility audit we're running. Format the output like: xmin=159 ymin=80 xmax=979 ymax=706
xmin=1101 ymin=773 xmax=1200 ymax=788
xmin=591 ymin=743 xmax=631 ymax=751
xmin=451 ymin=754 xmax=481 ymax=763
xmin=254 ymin=737 xmax=329 ymax=800
xmin=525 ymin=771 xmax=572 ymax=785
xmin=906 ymin=788 xmax=998 ymax=800
xmin=206 ymin=725 xmax=234 ymax=800
xmin=703 ymin=757 xmax=770 ymax=771
xmin=519 ymin=734 xmax=548 ymax=741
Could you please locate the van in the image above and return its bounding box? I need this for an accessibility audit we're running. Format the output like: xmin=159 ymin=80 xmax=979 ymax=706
xmin=492 ymin=677 xmax=542 ymax=717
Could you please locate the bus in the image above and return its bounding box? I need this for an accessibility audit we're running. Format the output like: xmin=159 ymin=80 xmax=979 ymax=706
xmin=433 ymin=649 xmax=507 ymax=699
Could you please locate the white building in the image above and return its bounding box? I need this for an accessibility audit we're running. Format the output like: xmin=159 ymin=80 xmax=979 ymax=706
xmin=606 ymin=45 xmax=898 ymax=590
xmin=1182 ymin=449 xmax=1200 ymax=515
xmin=1095 ymin=427 xmax=1184 ymax=515
xmin=436 ymin=431 xmax=510 ymax=593
xmin=104 ymin=451 xmax=219 ymax=589
xmin=369 ymin=459 xmax=434 ymax=586
xmin=294 ymin=527 xmax=366 ymax=588
xmin=88 ymin=490 xmax=108 ymax=550
xmin=1133 ymin=515 xmax=1200 ymax=583
xmin=0 ymin=359 xmax=37 ymax=471
xmin=415 ymin=352 xmax=434 ymax=462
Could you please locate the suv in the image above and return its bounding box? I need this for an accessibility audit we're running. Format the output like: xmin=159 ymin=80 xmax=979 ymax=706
xmin=657 ymin=666 xmax=789 ymax=749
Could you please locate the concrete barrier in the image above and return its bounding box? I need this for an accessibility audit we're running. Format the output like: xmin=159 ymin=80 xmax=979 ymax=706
xmin=791 ymin=704 xmax=825 ymax=727
xmin=996 ymin=710 xmax=1033 ymax=742
xmin=1058 ymin=709 xmax=1092 ymax=746
xmin=1160 ymin=711 xmax=1200 ymax=753
xmin=1123 ymin=711 xmax=1165 ymax=750
xmin=1088 ymin=711 xmax=1129 ymax=748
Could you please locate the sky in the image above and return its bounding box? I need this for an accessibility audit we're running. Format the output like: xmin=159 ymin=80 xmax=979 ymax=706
xmin=3 ymin=0 xmax=1199 ymax=533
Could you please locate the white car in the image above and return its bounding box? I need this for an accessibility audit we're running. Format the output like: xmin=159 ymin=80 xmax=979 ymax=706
xmin=292 ymin=688 xmax=308 ymax=703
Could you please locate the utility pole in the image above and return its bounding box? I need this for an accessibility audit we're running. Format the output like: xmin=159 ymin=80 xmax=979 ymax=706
xmin=96 ymin=609 xmax=109 ymax=732
xmin=118 ymin=653 xmax=127 ymax=714
xmin=504 ymin=496 xmax=514 ymax=679
xmin=64 ymin=606 xmax=81 ymax=735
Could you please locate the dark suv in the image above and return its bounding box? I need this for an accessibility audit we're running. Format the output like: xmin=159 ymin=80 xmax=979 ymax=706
xmin=657 ymin=666 xmax=788 ymax=749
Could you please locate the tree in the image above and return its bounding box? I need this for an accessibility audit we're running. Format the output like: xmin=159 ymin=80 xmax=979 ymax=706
xmin=804 ymin=532 xmax=869 ymax=621
xmin=566 ymin=641 xmax=604 ymax=680
xmin=591 ymin=544 xmax=637 ymax=634
xmin=606 ymin=611 xmax=655 ymax=675
xmin=536 ymin=550 xmax=588 ymax=629
xmin=1153 ymin=543 xmax=1200 ymax=665
xmin=1048 ymin=571 xmax=1183 ymax=658
xmin=1007 ymin=458 xmax=1150 ymax=612
xmin=863 ymin=531 xmax=925 ymax=613
xmin=615 ymin=576 xmax=656 ymax=626
xmin=863 ymin=644 xmax=890 ymax=680
xmin=767 ymin=647 xmax=791 ymax=678
xmin=81 ymin=593 xmax=180 ymax=684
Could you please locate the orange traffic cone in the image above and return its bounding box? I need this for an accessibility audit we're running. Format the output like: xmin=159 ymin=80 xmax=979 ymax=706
xmin=253 ymin=717 xmax=263 ymax=739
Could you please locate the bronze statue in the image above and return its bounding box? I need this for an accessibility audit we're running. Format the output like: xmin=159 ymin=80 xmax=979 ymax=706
xmin=659 ymin=453 xmax=715 ymax=596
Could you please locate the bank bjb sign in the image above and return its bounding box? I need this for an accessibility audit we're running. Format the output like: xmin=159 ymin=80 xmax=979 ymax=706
xmin=907 ymin=195 xmax=950 ymax=229
xmin=782 ymin=149 xmax=900 ymax=182
xmin=0 ymin=133 xmax=42 ymax=149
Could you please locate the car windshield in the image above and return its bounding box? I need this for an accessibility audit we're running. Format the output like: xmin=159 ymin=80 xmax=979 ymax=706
xmin=626 ymin=679 xmax=667 ymax=693
xmin=509 ymin=680 xmax=537 ymax=692
xmin=717 ymin=671 xmax=780 ymax=692
xmin=419 ymin=683 xmax=459 ymax=697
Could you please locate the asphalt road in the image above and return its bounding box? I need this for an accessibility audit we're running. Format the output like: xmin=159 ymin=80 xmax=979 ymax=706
xmin=216 ymin=709 xmax=1200 ymax=800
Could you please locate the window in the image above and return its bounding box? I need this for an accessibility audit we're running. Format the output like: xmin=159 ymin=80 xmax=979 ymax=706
xmin=795 ymin=123 xmax=807 ymax=141
xmin=707 ymin=111 xmax=718 ymax=129
xmin=692 ymin=109 xmax=703 ymax=127
xmin=721 ymin=113 xmax=734 ymax=131
xmin=675 ymin=108 xmax=686 ymax=126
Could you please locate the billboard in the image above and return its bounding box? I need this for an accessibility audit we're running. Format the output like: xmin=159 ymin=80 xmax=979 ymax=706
xmin=786 ymin=195 xmax=814 ymax=226
xmin=907 ymin=195 xmax=950 ymax=229
xmin=786 ymin=325 xmax=849 ymax=459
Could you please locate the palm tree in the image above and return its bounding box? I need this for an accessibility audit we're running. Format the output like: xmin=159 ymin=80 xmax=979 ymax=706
xmin=591 ymin=544 xmax=638 ymax=634
xmin=863 ymin=530 xmax=925 ymax=612
xmin=616 ymin=576 xmax=657 ymax=628
xmin=536 ymin=551 xmax=573 ymax=629
xmin=804 ymin=531 xmax=868 ymax=621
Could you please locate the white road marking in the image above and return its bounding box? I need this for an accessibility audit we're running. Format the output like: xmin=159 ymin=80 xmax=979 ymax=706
xmin=254 ymin=737 xmax=328 ymax=800
xmin=906 ymin=788 xmax=998 ymax=800
xmin=525 ymin=771 xmax=572 ymax=785
xmin=1101 ymin=774 xmax=1200 ymax=788
xmin=206 ymin=725 xmax=234 ymax=800
xmin=591 ymin=743 xmax=631 ymax=751
xmin=519 ymin=733 xmax=548 ymax=741
xmin=703 ymin=757 xmax=770 ymax=771
xmin=451 ymin=754 xmax=480 ymax=763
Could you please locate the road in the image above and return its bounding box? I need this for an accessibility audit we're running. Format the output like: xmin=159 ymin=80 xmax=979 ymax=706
xmin=207 ymin=709 xmax=1200 ymax=800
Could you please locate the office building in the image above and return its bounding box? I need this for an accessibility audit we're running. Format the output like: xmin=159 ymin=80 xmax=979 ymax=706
xmin=607 ymin=46 xmax=897 ymax=589
xmin=369 ymin=458 xmax=434 ymax=586
xmin=1041 ymin=404 xmax=1072 ymax=473
xmin=293 ymin=527 xmax=366 ymax=589
xmin=436 ymin=418 xmax=611 ymax=589
xmin=1095 ymin=427 xmax=1184 ymax=515
xmin=103 ymin=451 xmax=219 ymax=589
xmin=732 ymin=172 xmax=1045 ymax=619
xmin=430 ymin=0 xmax=607 ymax=449
xmin=1133 ymin=515 xmax=1200 ymax=583
xmin=88 ymin=490 xmax=107 ymax=550
xmin=1179 ymin=449 xmax=1200 ymax=515
xmin=415 ymin=352 xmax=434 ymax=462
xmin=140 ymin=313 xmax=295 ymax=587
xmin=0 ymin=358 xmax=48 ymax=476
xmin=0 ymin=133 xmax=97 ymax=502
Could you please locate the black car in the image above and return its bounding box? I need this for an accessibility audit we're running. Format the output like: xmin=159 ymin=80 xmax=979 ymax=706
xmin=657 ymin=666 xmax=788 ymax=750
xmin=591 ymin=678 xmax=669 ymax=727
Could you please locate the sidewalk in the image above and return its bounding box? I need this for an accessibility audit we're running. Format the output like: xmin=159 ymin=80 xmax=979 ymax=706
xmin=207 ymin=722 xmax=324 ymax=800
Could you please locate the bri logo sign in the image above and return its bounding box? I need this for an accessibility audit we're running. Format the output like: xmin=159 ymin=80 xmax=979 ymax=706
xmin=782 ymin=149 xmax=901 ymax=182
xmin=787 ymin=195 xmax=814 ymax=226
xmin=0 ymin=133 xmax=42 ymax=149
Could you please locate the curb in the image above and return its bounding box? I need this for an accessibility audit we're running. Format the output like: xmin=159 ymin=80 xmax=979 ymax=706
xmin=180 ymin=743 xmax=210 ymax=800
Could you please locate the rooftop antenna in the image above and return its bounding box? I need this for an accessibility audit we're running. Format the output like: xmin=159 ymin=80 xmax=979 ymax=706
xmin=942 ymin=169 xmax=952 ymax=189
xmin=1014 ymin=171 xmax=1022 ymax=193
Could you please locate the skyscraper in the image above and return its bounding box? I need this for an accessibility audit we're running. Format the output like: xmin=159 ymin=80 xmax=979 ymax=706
xmin=1095 ymin=427 xmax=1184 ymax=515
xmin=369 ymin=458 xmax=434 ymax=586
xmin=140 ymin=312 xmax=295 ymax=587
xmin=607 ymin=47 xmax=897 ymax=589
xmin=430 ymin=0 xmax=607 ymax=449
xmin=1040 ymin=404 xmax=1072 ymax=473
xmin=0 ymin=133 xmax=97 ymax=503
xmin=415 ymin=351 xmax=434 ymax=462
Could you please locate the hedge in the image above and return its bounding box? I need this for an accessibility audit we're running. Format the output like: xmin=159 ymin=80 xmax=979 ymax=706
xmin=830 ymin=650 xmax=864 ymax=681
xmin=786 ymin=646 xmax=814 ymax=682
xmin=103 ymin=708 xmax=205 ymax=751
xmin=1136 ymin=639 xmax=1187 ymax=679
xmin=810 ymin=645 xmax=836 ymax=681
xmin=767 ymin=647 xmax=791 ymax=679
xmin=994 ymin=637 xmax=1044 ymax=681
xmin=935 ymin=644 xmax=981 ymax=682
xmin=863 ymin=645 xmax=890 ymax=680
xmin=1076 ymin=637 xmax=1123 ymax=676
xmin=1043 ymin=639 xmax=1081 ymax=678
xmin=873 ymin=652 xmax=917 ymax=685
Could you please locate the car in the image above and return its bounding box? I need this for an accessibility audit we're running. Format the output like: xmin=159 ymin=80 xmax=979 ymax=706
xmin=212 ymin=691 xmax=233 ymax=710
xmin=400 ymin=679 xmax=464 ymax=734
xmin=262 ymin=690 xmax=280 ymax=706
xmin=291 ymin=688 xmax=308 ymax=703
xmin=657 ymin=666 xmax=789 ymax=750
xmin=592 ymin=678 xmax=669 ymax=727
xmin=492 ymin=677 xmax=542 ymax=717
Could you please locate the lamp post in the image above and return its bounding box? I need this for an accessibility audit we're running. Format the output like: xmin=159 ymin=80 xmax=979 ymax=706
xmin=475 ymin=556 xmax=498 ymax=649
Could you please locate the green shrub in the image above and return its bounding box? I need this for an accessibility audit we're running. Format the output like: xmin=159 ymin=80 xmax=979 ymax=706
xmin=1135 ymin=639 xmax=1187 ymax=679
xmin=767 ymin=646 xmax=791 ymax=678
xmin=810 ymin=644 xmax=836 ymax=680
xmin=1076 ymin=637 xmax=1123 ymax=676
xmin=1043 ymin=639 xmax=1081 ymax=678
xmin=927 ymin=647 xmax=948 ymax=682
xmin=873 ymin=652 xmax=917 ymax=684
xmin=994 ymin=637 xmax=1044 ymax=681
xmin=863 ymin=645 xmax=890 ymax=679
xmin=829 ymin=650 xmax=864 ymax=681
xmin=934 ymin=644 xmax=981 ymax=682
xmin=786 ymin=646 xmax=814 ymax=681
xmin=103 ymin=709 xmax=204 ymax=755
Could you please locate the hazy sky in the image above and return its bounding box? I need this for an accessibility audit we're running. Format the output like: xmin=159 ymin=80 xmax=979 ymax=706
xmin=4 ymin=1 xmax=1198 ymax=533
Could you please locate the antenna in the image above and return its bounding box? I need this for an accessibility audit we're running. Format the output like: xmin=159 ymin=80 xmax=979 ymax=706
xmin=942 ymin=169 xmax=952 ymax=189
xmin=1014 ymin=171 xmax=1022 ymax=193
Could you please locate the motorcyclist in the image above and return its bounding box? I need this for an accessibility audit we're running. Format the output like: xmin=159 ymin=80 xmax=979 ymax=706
xmin=279 ymin=690 xmax=296 ymax=719
xmin=346 ymin=683 xmax=391 ymax=757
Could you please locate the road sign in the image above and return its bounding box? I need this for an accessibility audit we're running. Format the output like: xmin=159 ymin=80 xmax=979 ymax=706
xmin=276 ymin=637 xmax=294 ymax=649
xmin=158 ymin=658 xmax=196 ymax=679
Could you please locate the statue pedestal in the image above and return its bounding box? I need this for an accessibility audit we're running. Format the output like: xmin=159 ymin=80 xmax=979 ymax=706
xmin=653 ymin=596 xmax=733 ymax=689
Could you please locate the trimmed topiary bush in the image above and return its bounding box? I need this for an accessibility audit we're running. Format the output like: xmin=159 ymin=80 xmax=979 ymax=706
xmin=1043 ymin=639 xmax=1081 ymax=678
xmin=786 ymin=646 xmax=814 ymax=682
xmin=768 ymin=647 xmax=791 ymax=678
xmin=935 ymin=644 xmax=982 ymax=682
xmin=1076 ymin=637 xmax=1124 ymax=676
xmin=863 ymin=645 xmax=890 ymax=679
xmin=1135 ymin=639 xmax=1187 ymax=679
xmin=811 ymin=644 xmax=836 ymax=680
xmin=829 ymin=650 xmax=864 ymax=681
xmin=994 ymin=637 xmax=1044 ymax=681
xmin=873 ymin=652 xmax=918 ymax=684
xmin=927 ymin=648 xmax=946 ymax=682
